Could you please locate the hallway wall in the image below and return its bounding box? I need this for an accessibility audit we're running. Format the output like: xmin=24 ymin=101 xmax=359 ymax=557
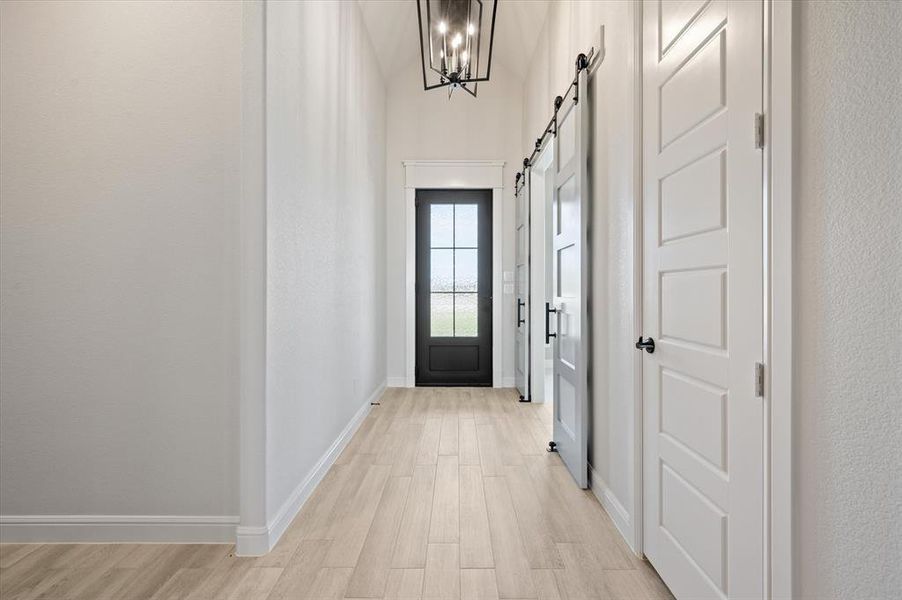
xmin=521 ymin=1 xmax=641 ymax=548
xmin=384 ymin=66 xmax=523 ymax=386
xmin=0 ymin=1 xmax=242 ymax=535
xmin=264 ymin=0 xmax=387 ymax=526
xmin=794 ymin=2 xmax=902 ymax=596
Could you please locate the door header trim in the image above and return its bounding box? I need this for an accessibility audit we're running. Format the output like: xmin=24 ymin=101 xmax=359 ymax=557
xmin=403 ymin=160 xmax=505 ymax=190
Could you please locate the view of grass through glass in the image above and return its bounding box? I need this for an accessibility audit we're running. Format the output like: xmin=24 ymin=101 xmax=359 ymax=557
xmin=430 ymin=203 xmax=479 ymax=337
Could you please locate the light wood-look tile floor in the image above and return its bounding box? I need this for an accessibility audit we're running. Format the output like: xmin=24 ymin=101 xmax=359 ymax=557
xmin=0 ymin=387 xmax=672 ymax=600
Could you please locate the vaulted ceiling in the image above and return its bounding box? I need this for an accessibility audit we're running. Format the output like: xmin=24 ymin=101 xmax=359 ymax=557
xmin=357 ymin=0 xmax=551 ymax=82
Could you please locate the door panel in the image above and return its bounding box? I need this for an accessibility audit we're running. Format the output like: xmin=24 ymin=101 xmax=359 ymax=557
xmin=416 ymin=190 xmax=493 ymax=386
xmin=551 ymin=65 xmax=590 ymax=489
xmin=643 ymin=1 xmax=764 ymax=598
xmin=515 ymin=175 xmax=530 ymax=399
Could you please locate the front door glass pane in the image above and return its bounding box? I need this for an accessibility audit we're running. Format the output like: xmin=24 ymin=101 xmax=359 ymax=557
xmin=430 ymin=293 xmax=454 ymax=336
xmin=454 ymin=248 xmax=478 ymax=292
xmin=430 ymin=204 xmax=454 ymax=247
xmin=431 ymin=249 xmax=453 ymax=291
xmin=454 ymin=293 xmax=478 ymax=336
xmin=430 ymin=202 xmax=480 ymax=337
xmin=454 ymin=204 xmax=478 ymax=247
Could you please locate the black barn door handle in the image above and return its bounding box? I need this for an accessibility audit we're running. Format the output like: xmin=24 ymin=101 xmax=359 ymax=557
xmin=517 ymin=299 xmax=526 ymax=326
xmin=545 ymin=302 xmax=558 ymax=344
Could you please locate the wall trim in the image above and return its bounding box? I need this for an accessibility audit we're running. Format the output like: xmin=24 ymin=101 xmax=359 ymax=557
xmin=630 ymin=0 xmax=646 ymax=560
xmin=589 ymin=466 xmax=636 ymax=555
xmin=0 ymin=515 xmax=239 ymax=544
xmin=387 ymin=376 xmax=408 ymax=388
xmin=238 ymin=0 xmax=269 ymax=552
xmin=402 ymin=160 xmax=506 ymax=167
xmin=235 ymin=380 xmax=385 ymax=556
xmin=765 ymin=1 xmax=794 ymax=597
xmin=402 ymin=160 xmax=505 ymax=388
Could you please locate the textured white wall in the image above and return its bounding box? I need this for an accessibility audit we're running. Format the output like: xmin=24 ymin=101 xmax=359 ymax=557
xmin=0 ymin=1 xmax=241 ymax=519
xmin=384 ymin=66 xmax=523 ymax=385
xmin=265 ymin=0 xmax=387 ymax=518
xmin=522 ymin=0 xmax=640 ymax=544
xmin=795 ymin=2 xmax=902 ymax=597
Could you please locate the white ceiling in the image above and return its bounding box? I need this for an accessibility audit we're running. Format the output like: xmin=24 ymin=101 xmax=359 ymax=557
xmin=357 ymin=0 xmax=551 ymax=82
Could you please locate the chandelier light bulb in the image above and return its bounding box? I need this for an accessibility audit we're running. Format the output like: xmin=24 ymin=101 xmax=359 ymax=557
xmin=467 ymin=23 xmax=475 ymax=35
xmin=452 ymin=33 xmax=462 ymax=48
xmin=438 ymin=21 xmax=447 ymax=34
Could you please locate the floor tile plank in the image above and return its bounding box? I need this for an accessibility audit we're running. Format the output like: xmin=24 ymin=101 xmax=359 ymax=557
xmin=422 ymin=543 xmax=459 ymax=600
xmin=346 ymin=476 xmax=412 ymax=597
xmin=323 ymin=464 xmax=392 ymax=567
xmin=393 ymin=464 xmax=436 ymax=568
xmin=459 ymin=465 xmax=494 ymax=569
xmin=458 ymin=418 xmax=480 ymax=466
xmin=266 ymin=540 xmax=330 ymax=600
xmin=483 ymin=476 xmax=536 ymax=599
xmin=439 ymin=415 xmax=459 ymax=456
xmin=460 ymin=569 xmax=500 ymax=600
xmin=384 ymin=568 xmax=425 ymax=599
xmin=429 ymin=455 xmax=460 ymax=543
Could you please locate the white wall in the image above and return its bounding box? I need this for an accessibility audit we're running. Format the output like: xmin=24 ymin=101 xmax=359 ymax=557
xmin=0 ymin=0 xmax=388 ymax=549
xmin=264 ymin=0 xmax=387 ymax=526
xmin=522 ymin=1 xmax=640 ymax=546
xmin=385 ymin=66 xmax=523 ymax=385
xmin=795 ymin=2 xmax=902 ymax=597
xmin=0 ymin=0 xmax=241 ymax=536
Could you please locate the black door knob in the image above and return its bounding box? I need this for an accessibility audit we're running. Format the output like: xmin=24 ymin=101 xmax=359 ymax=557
xmin=635 ymin=336 xmax=655 ymax=353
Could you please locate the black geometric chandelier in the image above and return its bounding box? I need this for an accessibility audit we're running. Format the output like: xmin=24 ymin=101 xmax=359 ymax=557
xmin=416 ymin=0 xmax=498 ymax=98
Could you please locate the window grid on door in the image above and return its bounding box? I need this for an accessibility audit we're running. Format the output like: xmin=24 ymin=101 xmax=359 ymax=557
xmin=430 ymin=203 xmax=478 ymax=337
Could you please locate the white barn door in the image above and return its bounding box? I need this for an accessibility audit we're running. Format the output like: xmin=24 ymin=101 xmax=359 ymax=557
xmin=550 ymin=62 xmax=590 ymax=489
xmin=642 ymin=1 xmax=764 ymax=598
xmin=515 ymin=173 xmax=530 ymax=401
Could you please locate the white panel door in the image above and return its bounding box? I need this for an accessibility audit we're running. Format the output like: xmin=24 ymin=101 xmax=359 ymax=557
xmin=551 ymin=64 xmax=590 ymax=489
xmin=515 ymin=173 xmax=530 ymax=400
xmin=642 ymin=1 xmax=764 ymax=598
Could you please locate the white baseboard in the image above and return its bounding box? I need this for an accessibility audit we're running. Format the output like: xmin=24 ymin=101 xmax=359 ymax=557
xmin=235 ymin=380 xmax=385 ymax=556
xmin=589 ymin=465 xmax=637 ymax=554
xmin=502 ymin=376 xmax=516 ymax=388
xmin=387 ymin=376 xmax=409 ymax=388
xmin=0 ymin=515 xmax=239 ymax=544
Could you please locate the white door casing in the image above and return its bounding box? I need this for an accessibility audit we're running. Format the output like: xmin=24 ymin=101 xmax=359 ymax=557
xmin=642 ymin=1 xmax=764 ymax=598
xmin=528 ymin=145 xmax=554 ymax=404
xmin=551 ymin=63 xmax=590 ymax=489
xmin=402 ymin=161 xmax=504 ymax=388
xmin=515 ymin=173 xmax=530 ymax=400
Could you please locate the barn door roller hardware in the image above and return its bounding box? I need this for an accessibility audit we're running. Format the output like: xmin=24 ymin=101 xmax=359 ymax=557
xmin=514 ymin=50 xmax=594 ymax=194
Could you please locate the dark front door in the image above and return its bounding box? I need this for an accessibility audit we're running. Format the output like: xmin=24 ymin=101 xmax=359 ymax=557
xmin=416 ymin=189 xmax=492 ymax=386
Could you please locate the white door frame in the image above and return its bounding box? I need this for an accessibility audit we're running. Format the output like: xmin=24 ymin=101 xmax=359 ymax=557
xmin=528 ymin=144 xmax=555 ymax=404
xmin=764 ymin=1 xmax=793 ymax=597
xmin=631 ymin=0 xmax=794 ymax=596
xmin=402 ymin=160 xmax=505 ymax=388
